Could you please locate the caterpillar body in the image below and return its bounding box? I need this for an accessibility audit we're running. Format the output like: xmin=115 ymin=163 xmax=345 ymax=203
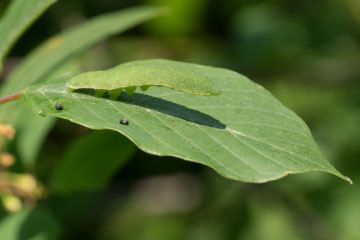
xmin=66 ymin=59 xmax=221 ymax=98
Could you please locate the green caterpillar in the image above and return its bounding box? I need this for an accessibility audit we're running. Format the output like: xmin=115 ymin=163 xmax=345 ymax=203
xmin=66 ymin=59 xmax=221 ymax=99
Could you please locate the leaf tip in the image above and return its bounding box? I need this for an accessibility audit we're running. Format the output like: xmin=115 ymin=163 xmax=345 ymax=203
xmin=330 ymin=171 xmax=353 ymax=185
xmin=345 ymin=176 xmax=353 ymax=185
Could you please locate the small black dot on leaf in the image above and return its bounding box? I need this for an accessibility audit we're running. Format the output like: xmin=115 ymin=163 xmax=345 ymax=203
xmin=120 ymin=118 xmax=129 ymax=125
xmin=55 ymin=103 xmax=63 ymax=110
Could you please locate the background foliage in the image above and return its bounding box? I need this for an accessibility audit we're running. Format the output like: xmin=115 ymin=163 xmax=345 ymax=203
xmin=0 ymin=0 xmax=359 ymax=239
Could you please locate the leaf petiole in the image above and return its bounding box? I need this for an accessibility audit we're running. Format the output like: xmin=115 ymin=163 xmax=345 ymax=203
xmin=0 ymin=93 xmax=21 ymax=105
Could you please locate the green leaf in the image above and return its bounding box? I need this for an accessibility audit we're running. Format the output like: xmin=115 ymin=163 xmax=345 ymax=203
xmin=0 ymin=0 xmax=57 ymax=63
xmin=0 ymin=6 xmax=166 ymax=124
xmin=20 ymin=59 xmax=350 ymax=183
xmin=0 ymin=206 xmax=61 ymax=240
xmin=50 ymin=130 xmax=136 ymax=194
xmin=67 ymin=59 xmax=221 ymax=96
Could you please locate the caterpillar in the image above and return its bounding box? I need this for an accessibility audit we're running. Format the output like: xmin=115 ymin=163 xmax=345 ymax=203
xmin=66 ymin=59 xmax=221 ymax=99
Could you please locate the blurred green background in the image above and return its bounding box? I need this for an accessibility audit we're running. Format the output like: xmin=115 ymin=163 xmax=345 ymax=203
xmin=0 ymin=0 xmax=359 ymax=239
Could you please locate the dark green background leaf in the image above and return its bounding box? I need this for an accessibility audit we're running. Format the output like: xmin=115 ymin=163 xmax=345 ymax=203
xmin=0 ymin=206 xmax=60 ymax=240
xmin=0 ymin=0 xmax=57 ymax=64
xmin=50 ymin=130 xmax=136 ymax=194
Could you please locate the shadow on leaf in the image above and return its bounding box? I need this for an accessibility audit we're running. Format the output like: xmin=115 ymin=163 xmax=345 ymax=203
xmin=74 ymin=89 xmax=225 ymax=129
xmin=118 ymin=92 xmax=226 ymax=129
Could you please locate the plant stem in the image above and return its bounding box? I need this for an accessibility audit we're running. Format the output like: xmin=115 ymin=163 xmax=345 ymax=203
xmin=0 ymin=93 xmax=20 ymax=104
